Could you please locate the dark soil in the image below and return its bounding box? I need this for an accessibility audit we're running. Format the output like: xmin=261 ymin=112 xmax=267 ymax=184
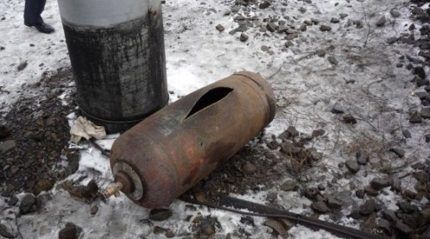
xmin=0 ymin=68 xmax=79 ymax=196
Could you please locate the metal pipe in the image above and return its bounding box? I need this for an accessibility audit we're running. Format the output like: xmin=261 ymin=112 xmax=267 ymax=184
xmin=58 ymin=0 xmax=168 ymax=133
xmin=109 ymin=71 xmax=276 ymax=208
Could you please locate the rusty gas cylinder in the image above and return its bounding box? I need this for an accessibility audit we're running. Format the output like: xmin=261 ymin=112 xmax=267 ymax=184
xmin=109 ymin=71 xmax=276 ymax=208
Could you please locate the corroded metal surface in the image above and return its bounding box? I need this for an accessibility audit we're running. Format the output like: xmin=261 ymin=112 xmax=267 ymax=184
xmin=110 ymin=71 xmax=276 ymax=208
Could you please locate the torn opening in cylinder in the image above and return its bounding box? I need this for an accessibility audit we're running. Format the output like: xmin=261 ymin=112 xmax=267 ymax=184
xmin=186 ymin=87 xmax=233 ymax=119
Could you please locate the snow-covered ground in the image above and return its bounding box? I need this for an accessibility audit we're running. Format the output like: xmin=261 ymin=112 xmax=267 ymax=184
xmin=1 ymin=0 xmax=430 ymax=238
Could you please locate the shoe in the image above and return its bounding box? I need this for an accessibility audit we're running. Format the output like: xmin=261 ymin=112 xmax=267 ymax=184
xmin=34 ymin=23 xmax=55 ymax=34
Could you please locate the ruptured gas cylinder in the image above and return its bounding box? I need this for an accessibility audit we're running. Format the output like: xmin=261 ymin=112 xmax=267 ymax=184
xmin=110 ymin=71 xmax=276 ymax=208
xmin=58 ymin=0 xmax=168 ymax=133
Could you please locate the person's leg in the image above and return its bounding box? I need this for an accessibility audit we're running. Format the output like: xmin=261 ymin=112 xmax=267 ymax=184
xmin=24 ymin=0 xmax=39 ymax=26
xmin=35 ymin=0 xmax=46 ymax=25
xmin=24 ymin=0 xmax=54 ymax=33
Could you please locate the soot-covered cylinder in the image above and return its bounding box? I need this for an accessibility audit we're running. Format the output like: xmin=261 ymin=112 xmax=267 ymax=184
xmin=58 ymin=0 xmax=168 ymax=133
xmin=110 ymin=71 xmax=276 ymax=208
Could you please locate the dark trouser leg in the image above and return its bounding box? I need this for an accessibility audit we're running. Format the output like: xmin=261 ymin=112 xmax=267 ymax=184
xmin=24 ymin=0 xmax=46 ymax=26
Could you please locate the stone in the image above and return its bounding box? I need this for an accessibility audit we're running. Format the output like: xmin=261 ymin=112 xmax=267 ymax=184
xmin=359 ymin=199 xmax=376 ymax=216
xmin=414 ymin=66 xmax=426 ymax=79
xmin=215 ymin=24 xmax=225 ymax=32
xmin=280 ymin=141 xmax=301 ymax=155
xmin=58 ymin=223 xmax=82 ymax=239
xmin=403 ymin=190 xmax=417 ymax=199
xmin=259 ymin=1 xmax=271 ymax=9
xmin=390 ymin=9 xmax=401 ymax=18
xmin=415 ymin=76 xmax=430 ymax=87
xmin=376 ymin=16 xmax=386 ymax=27
xmin=266 ymin=22 xmax=277 ymax=32
xmin=240 ymin=216 xmax=254 ymax=226
xmin=316 ymin=49 xmax=326 ymax=57
xmin=312 ymin=129 xmax=325 ymax=137
xmin=402 ymin=129 xmax=412 ymax=138
xmin=365 ymin=186 xmax=379 ymax=197
xmin=320 ymin=25 xmax=332 ymax=32
xmin=242 ymin=162 xmax=257 ymax=174
xmin=149 ymin=208 xmax=172 ymax=221
xmin=331 ymin=103 xmax=344 ymax=114
xmin=327 ymin=56 xmax=338 ymax=65
xmin=199 ymin=217 xmax=218 ymax=236
xmin=303 ymin=187 xmax=319 ymax=200
xmin=263 ymin=219 xmax=289 ymax=237
xmin=0 ymin=125 xmax=11 ymax=140
xmin=16 ymin=61 xmax=27 ymax=71
xmin=285 ymin=41 xmax=294 ymax=48
xmin=34 ymin=179 xmax=54 ymax=195
xmin=382 ymin=209 xmax=397 ymax=222
xmin=395 ymin=221 xmax=413 ymax=234
xmin=330 ymin=18 xmax=340 ymax=23
xmin=397 ymin=202 xmax=417 ymax=214
xmin=389 ymin=147 xmax=405 ymax=158
xmin=239 ymin=33 xmax=249 ymax=42
xmin=356 ymin=151 xmax=369 ymax=165
xmin=339 ymin=13 xmax=348 ymax=19
xmin=0 ymin=220 xmax=17 ymax=238
xmin=370 ymin=177 xmax=392 ymax=190
xmin=311 ymin=201 xmax=330 ymax=213
xmin=326 ymin=196 xmax=342 ymax=209
xmin=0 ymin=140 xmax=16 ymax=153
xmin=387 ymin=37 xmax=398 ymax=44
xmin=426 ymin=134 xmax=430 ymax=143
xmin=345 ymin=159 xmax=360 ymax=173
xmin=90 ymin=205 xmax=98 ymax=215
xmin=279 ymin=126 xmax=299 ymax=140
xmin=342 ymin=114 xmax=357 ymax=124
xmin=356 ymin=190 xmax=365 ymax=199
xmin=19 ymin=194 xmax=37 ymax=214
xmin=280 ymin=180 xmax=298 ymax=192
xmin=421 ymin=108 xmax=430 ymax=119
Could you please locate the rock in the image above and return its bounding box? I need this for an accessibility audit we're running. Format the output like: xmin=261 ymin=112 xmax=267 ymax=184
xmin=327 ymin=56 xmax=338 ymax=65
xmin=149 ymin=208 xmax=172 ymax=221
xmin=312 ymin=129 xmax=325 ymax=137
xmin=339 ymin=13 xmax=348 ymax=19
xmin=402 ymin=129 xmax=412 ymax=138
xmin=242 ymin=162 xmax=257 ymax=174
xmin=311 ymin=201 xmax=330 ymax=213
xmin=387 ymin=37 xmax=398 ymax=44
xmin=303 ymin=187 xmax=319 ymax=200
xmin=62 ymin=180 xmax=99 ymax=201
xmin=390 ymin=9 xmax=401 ymax=18
xmin=391 ymin=178 xmax=401 ymax=192
xmin=311 ymin=18 xmax=320 ymax=25
xmin=19 ymin=194 xmax=37 ymax=214
xmin=198 ymin=217 xmax=219 ymax=236
xmin=240 ymin=216 xmax=254 ymax=226
xmin=90 ymin=205 xmax=98 ymax=215
xmin=34 ymin=179 xmax=54 ymax=195
xmin=395 ymin=221 xmax=413 ymax=234
xmin=403 ymin=189 xmax=417 ymax=199
xmin=342 ymin=114 xmax=357 ymax=124
xmin=356 ymin=151 xmax=369 ymax=165
xmin=377 ymin=218 xmax=392 ymax=235
xmin=359 ymin=199 xmax=376 ymax=216
xmin=266 ymin=22 xmax=277 ymax=32
xmin=280 ymin=180 xmax=298 ymax=192
xmin=382 ymin=209 xmax=397 ymax=222
xmin=397 ymin=202 xmax=417 ymax=214
xmin=345 ymin=159 xmax=360 ymax=173
xmin=215 ymin=24 xmax=225 ymax=32
xmin=365 ymin=186 xmax=379 ymax=197
xmin=389 ymin=147 xmax=405 ymax=158
xmin=58 ymin=223 xmax=82 ymax=239
xmin=425 ymin=134 xmax=430 ymax=143
xmin=0 ymin=140 xmax=16 ymax=153
xmin=0 ymin=126 xmax=11 ymax=140
xmin=316 ymin=49 xmax=326 ymax=57
xmin=421 ymin=108 xmax=430 ymax=119
xmin=415 ymin=76 xmax=430 ymax=87
xmin=298 ymin=7 xmax=306 ymax=14
xmin=413 ymin=66 xmax=426 ymax=79
xmin=330 ymin=18 xmax=340 ymax=23
xmin=280 ymin=141 xmax=301 ymax=155
xmin=263 ymin=219 xmax=289 ymax=237
xmin=279 ymin=126 xmax=299 ymax=140
xmin=331 ymin=103 xmax=344 ymax=114
xmin=259 ymin=1 xmax=271 ymax=9
xmin=239 ymin=33 xmax=249 ymax=42
xmin=320 ymin=25 xmax=332 ymax=32
xmin=7 ymin=196 xmax=18 ymax=206
xmin=348 ymin=209 xmax=362 ymax=219
xmin=285 ymin=41 xmax=294 ymax=48
xmin=376 ymin=16 xmax=386 ymax=27
xmin=0 ymin=219 xmax=17 ymax=238
xmin=326 ymin=196 xmax=342 ymax=209
xmin=356 ymin=190 xmax=365 ymax=199
xmin=16 ymin=61 xmax=27 ymax=71
xmin=370 ymin=177 xmax=392 ymax=190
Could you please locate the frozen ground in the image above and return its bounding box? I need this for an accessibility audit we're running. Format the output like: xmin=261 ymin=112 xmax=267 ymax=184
xmin=1 ymin=0 xmax=430 ymax=238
